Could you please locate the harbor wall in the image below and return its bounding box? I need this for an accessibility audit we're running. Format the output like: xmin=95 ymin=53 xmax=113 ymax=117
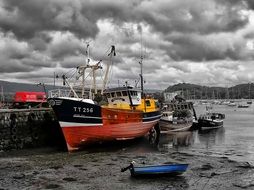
xmin=0 ymin=108 xmax=65 ymax=151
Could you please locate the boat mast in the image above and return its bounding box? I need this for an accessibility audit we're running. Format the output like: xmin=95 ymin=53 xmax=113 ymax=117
xmin=62 ymin=75 xmax=79 ymax=98
xmin=0 ymin=85 xmax=4 ymax=105
xmin=139 ymin=27 xmax=144 ymax=98
xmin=80 ymin=42 xmax=90 ymax=98
xmin=249 ymin=83 xmax=251 ymax=100
xmin=139 ymin=56 xmax=144 ymax=98
xmin=101 ymin=45 xmax=116 ymax=95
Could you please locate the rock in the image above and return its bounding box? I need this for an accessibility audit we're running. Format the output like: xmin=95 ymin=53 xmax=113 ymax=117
xmin=236 ymin=162 xmax=254 ymax=169
xmin=45 ymin=184 xmax=60 ymax=189
xmin=50 ymin=165 xmax=63 ymax=170
xmin=199 ymin=172 xmax=217 ymax=178
xmin=233 ymin=181 xmax=254 ymax=189
xmin=12 ymin=173 xmax=25 ymax=179
xmin=201 ymin=164 xmax=213 ymax=170
xmin=63 ymin=177 xmax=77 ymax=182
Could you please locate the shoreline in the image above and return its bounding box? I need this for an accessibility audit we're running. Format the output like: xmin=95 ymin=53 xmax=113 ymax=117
xmin=0 ymin=147 xmax=253 ymax=190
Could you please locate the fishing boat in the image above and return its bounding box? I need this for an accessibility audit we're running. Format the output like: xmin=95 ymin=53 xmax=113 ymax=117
xmin=227 ymin=101 xmax=236 ymax=107
xmin=48 ymin=45 xmax=161 ymax=151
xmin=198 ymin=112 xmax=225 ymax=130
xmin=246 ymin=101 xmax=252 ymax=105
xmin=121 ymin=162 xmax=188 ymax=177
xmin=159 ymin=100 xmax=195 ymax=132
xmin=238 ymin=104 xmax=249 ymax=108
xmin=247 ymin=84 xmax=252 ymax=104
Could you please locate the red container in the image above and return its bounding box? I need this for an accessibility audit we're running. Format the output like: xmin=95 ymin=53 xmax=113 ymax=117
xmin=14 ymin=91 xmax=46 ymax=103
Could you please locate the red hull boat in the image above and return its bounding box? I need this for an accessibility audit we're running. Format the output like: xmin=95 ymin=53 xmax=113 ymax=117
xmin=48 ymin=45 xmax=161 ymax=151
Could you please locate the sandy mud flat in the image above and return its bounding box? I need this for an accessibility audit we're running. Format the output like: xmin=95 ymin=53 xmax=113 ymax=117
xmin=0 ymin=146 xmax=253 ymax=190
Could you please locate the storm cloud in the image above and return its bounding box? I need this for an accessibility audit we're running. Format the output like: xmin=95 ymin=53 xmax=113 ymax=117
xmin=0 ymin=0 xmax=254 ymax=89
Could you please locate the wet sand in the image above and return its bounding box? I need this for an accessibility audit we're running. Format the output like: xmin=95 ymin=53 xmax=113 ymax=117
xmin=0 ymin=144 xmax=253 ymax=190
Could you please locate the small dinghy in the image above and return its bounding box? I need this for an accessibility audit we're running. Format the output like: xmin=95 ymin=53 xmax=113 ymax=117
xmin=121 ymin=162 xmax=188 ymax=177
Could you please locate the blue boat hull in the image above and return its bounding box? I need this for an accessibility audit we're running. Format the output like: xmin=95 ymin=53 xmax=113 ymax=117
xmin=130 ymin=164 xmax=188 ymax=177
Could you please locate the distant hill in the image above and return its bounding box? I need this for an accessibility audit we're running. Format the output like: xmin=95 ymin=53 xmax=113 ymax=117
xmin=0 ymin=80 xmax=60 ymax=102
xmin=0 ymin=80 xmax=57 ymax=93
xmin=0 ymin=80 xmax=163 ymax=94
xmin=165 ymin=83 xmax=254 ymax=99
xmin=1 ymin=80 xmax=253 ymax=101
xmin=0 ymin=80 xmax=163 ymax=102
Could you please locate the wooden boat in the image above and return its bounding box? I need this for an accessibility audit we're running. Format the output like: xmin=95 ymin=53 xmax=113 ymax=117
xmin=48 ymin=45 xmax=161 ymax=151
xmin=159 ymin=101 xmax=195 ymax=132
xmin=121 ymin=162 xmax=188 ymax=177
xmin=238 ymin=104 xmax=249 ymax=108
xmin=227 ymin=101 xmax=236 ymax=107
xmin=246 ymin=101 xmax=252 ymax=105
xmin=198 ymin=112 xmax=225 ymax=130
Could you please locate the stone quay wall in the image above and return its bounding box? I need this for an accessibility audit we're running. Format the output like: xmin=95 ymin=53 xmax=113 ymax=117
xmin=0 ymin=108 xmax=65 ymax=151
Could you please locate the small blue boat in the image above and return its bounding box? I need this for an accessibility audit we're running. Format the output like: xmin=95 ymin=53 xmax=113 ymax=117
xmin=121 ymin=162 xmax=188 ymax=177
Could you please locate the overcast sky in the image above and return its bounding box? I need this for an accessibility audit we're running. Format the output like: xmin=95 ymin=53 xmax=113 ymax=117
xmin=0 ymin=0 xmax=254 ymax=90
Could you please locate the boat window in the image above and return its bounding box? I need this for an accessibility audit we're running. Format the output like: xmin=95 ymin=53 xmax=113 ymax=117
xmin=116 ymin=91 xmax=122 ymax=97
xmin=145 ymin=100 xmax=151 ymax=107
xmin=106 ymin=93 xmax=111 ymax=98
xmin=122 ymin=91 xmax=127 ymax=96
xmin=130 ymin=91 xmax=137 ymax=96
xmin=37 ymin=95 xmax=43 ymax=100
xmin=111 ymin=92 xmax=115 ymax=97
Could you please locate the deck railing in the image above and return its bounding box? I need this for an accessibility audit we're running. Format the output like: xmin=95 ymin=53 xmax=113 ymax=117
xmin=48 ymin=89 xmax=71 ymax=98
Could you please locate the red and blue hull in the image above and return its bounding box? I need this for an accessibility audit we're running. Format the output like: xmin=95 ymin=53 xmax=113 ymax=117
xmin=48 ymin=97 xmax=161 ymax=151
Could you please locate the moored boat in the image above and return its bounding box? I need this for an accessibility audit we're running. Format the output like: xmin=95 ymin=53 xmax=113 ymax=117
xmin=159 ymin=100 xmax=194 ymax=132
xmin=48 ymin=45 xmax=161 ymax=151
xmin=121 ymin=162 xmax=188 ymax=177
xmin=246 ymin=101 xmax=252 ymax=105
xmin=198 ymin=112 xmax=225 ymax=130
xmin=238 ymin=104 xmax=249 ymax=108
xmin=227 ymin=101 xmax=236 ymax=107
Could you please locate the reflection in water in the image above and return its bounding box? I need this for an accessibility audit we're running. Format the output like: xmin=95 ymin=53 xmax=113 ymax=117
xmin=198 ymin=127 xmax=225 ymax=149
xmin=157 ymin=127 xmax=226 ymax=153
xmin=85 ymin=105 xmax=254 ymax=164
xmin=158 ymin=131 xmax=195 ymax=151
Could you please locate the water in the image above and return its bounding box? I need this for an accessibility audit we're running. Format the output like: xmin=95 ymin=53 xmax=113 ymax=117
xmin=1 ymin=102 xmax=254 ymax=189
xmin=71 ymin=102 xmax=254 ymax=164
xmin=157 ymin=103 xmax=254 ymax=164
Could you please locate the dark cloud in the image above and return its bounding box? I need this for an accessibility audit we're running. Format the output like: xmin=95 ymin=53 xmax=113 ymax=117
xmin=163 ymin=33 xmax=248 ymax=61
xmin=136 ymin=0 xmax=248 ymax=35
xmin=0 ymin=0 xmax=254 ymax=89
xmin=21 ymin=57 xmax=56 ymax=68
xmin=0 ymin=0 xmax=99 ymax=40
xmin=0 ymin=0 xmax=249 ymax=41
xmin=60 ymin=56 xmax=84 ymax=68
xmin=243 ymin=0 xmax=254 ymax=9
xmin=29 ymin=33 xmax=52 ymax=51
xmin=0 ymin=59 xmax=35 ymax=73
xmin=49 ymin=36 xmax=82 ymax=60
xmin=244 ymin=32 xmax=254 ymax=39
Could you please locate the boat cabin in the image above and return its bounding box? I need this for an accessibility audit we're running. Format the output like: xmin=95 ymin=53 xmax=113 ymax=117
xmin=104 ymin=86 xmax=142 ymax=106
xmin=199 ymin=112 xmax=225 ymax=120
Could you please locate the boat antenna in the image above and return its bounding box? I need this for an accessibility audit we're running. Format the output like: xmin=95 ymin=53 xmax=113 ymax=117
xmin=80 ymin=41 xmax=91 ymax=97
xmin=139 ymin=57 xmax=144 ymax=98
xmin=86 ymin=41 xmax=91 ymax=65
xmin=139 ymin=25 xmax=144 ymax=98
xmin=0 ymin=85 xmax=4 ymax=105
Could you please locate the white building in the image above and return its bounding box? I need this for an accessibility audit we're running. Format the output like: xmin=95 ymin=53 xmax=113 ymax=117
xmin=164 ymin=91 xmax=181 ymax=102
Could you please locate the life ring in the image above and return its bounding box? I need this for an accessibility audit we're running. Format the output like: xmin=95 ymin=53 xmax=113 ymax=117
xmin=32 ymin=131 xmax=39 ymax=140
xmin=11 ymin=126 xmax=17 ymax=135
xmin=11 ymin=135 xmax=18 ymax=142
